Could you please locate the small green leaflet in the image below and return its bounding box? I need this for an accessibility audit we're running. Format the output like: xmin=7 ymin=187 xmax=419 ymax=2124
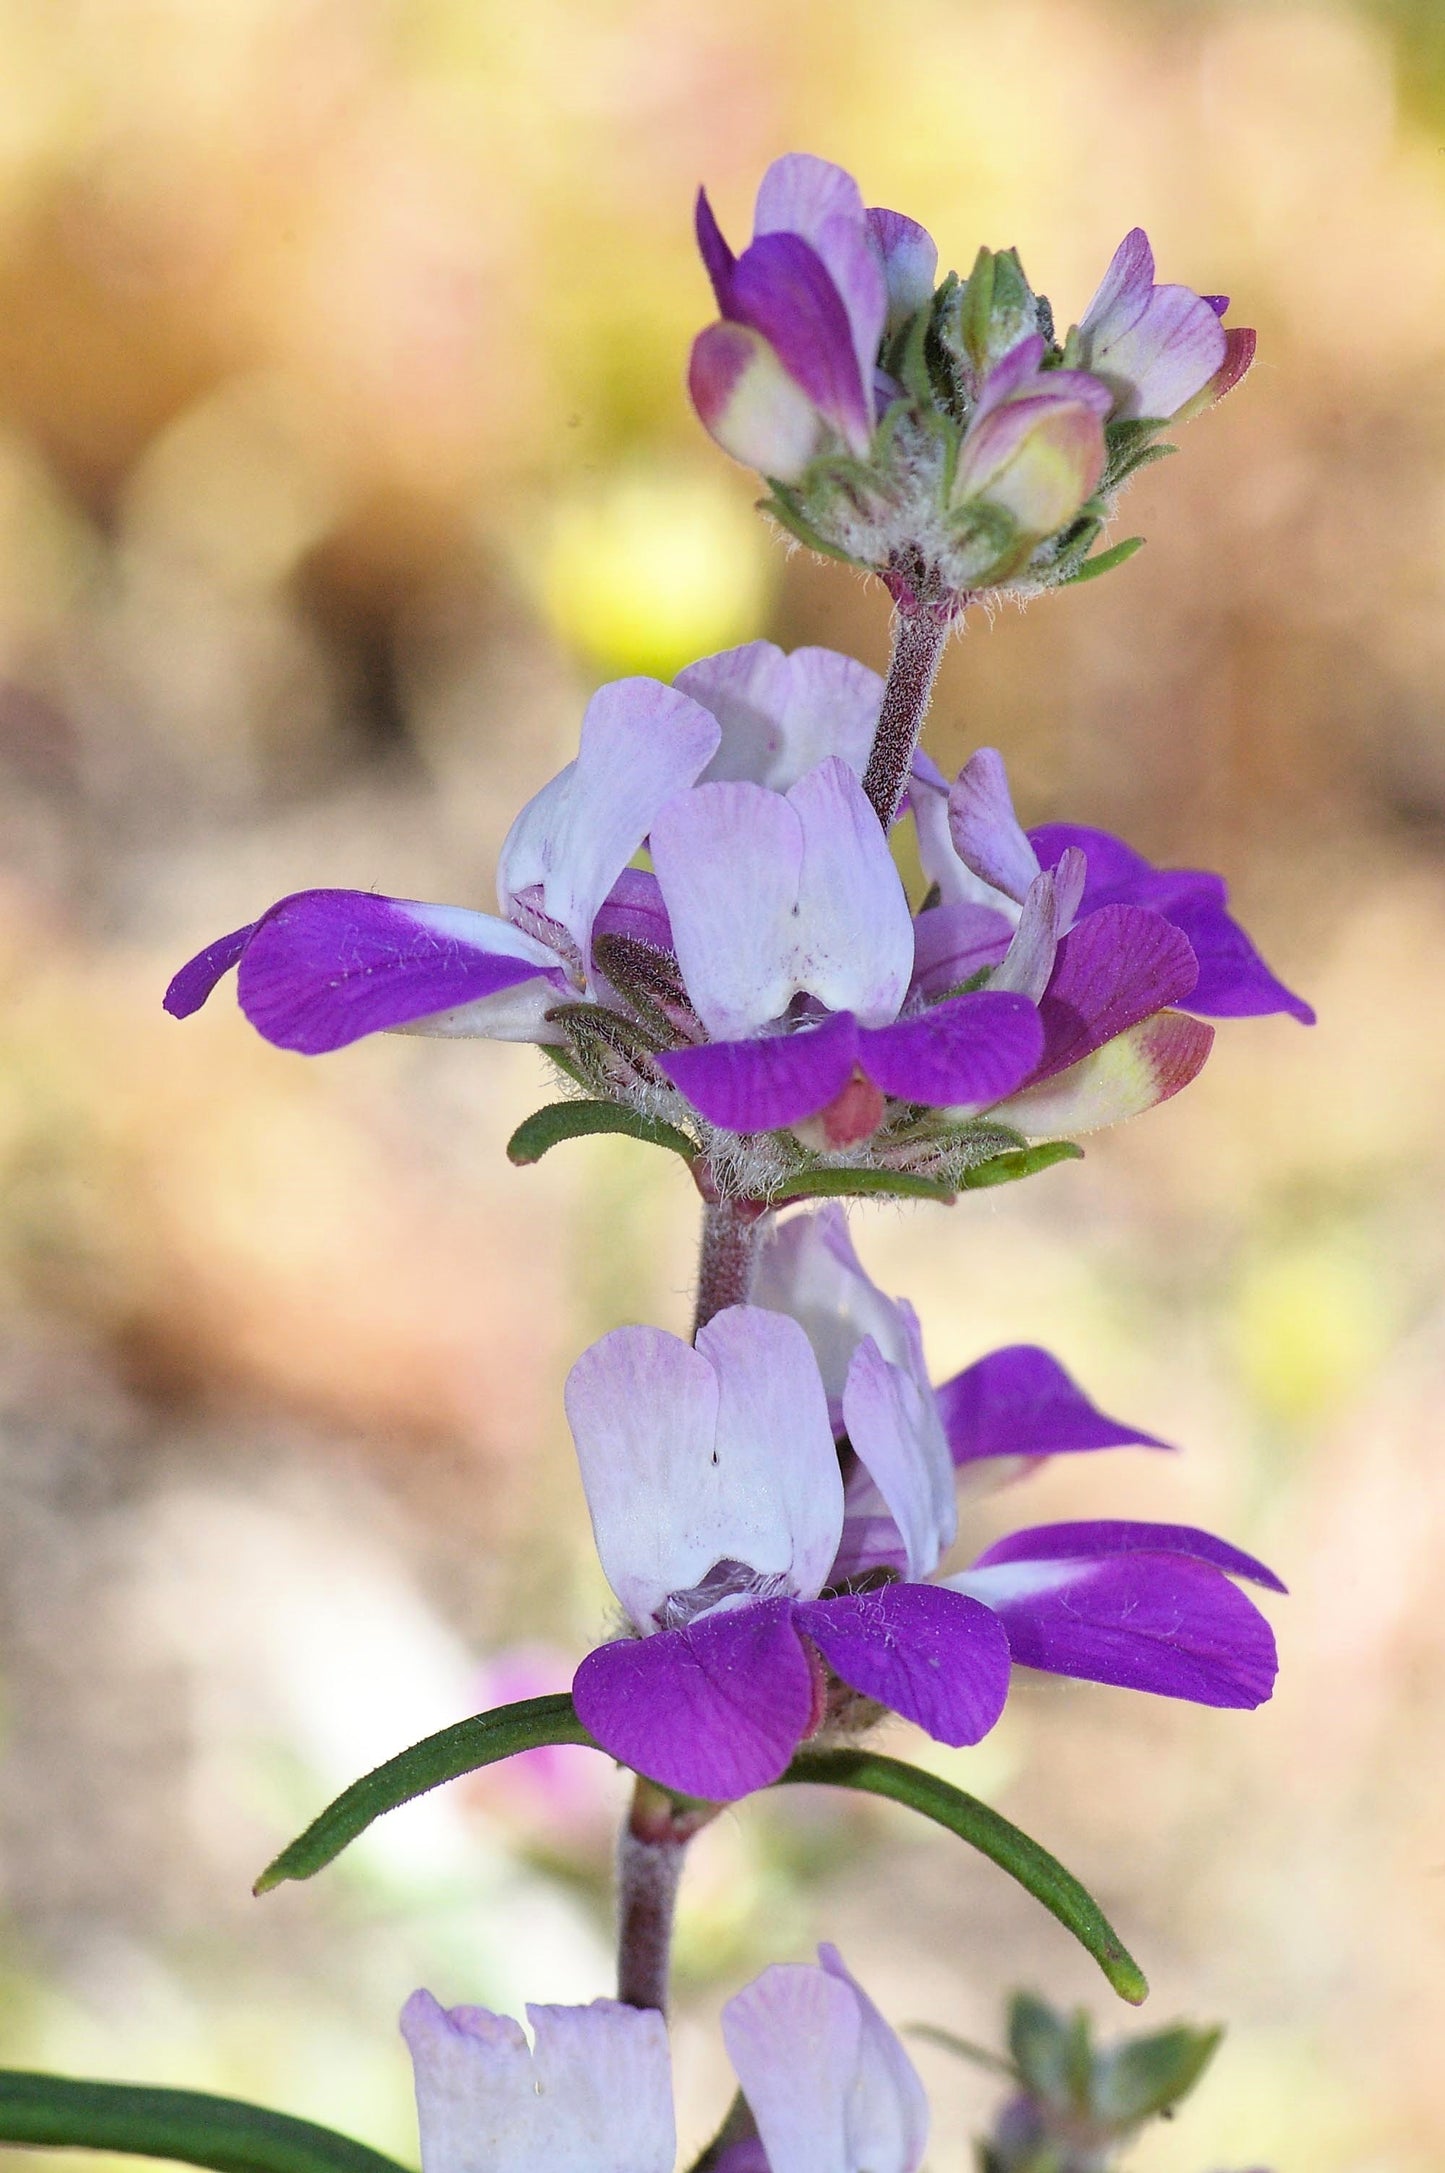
xmin=506 ymin=1099 xmax=699 ymax=1167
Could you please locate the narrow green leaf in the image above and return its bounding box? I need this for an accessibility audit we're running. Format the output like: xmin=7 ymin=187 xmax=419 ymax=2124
xmin=960 ymin=1140 xmax=1083 ymax=1189
xmin=906 ymin=2024 xmax=1021 ymax=2082
xmin=255 ymin=1695 xmax=598 ymax=1893
xmin=774 ymin=1167 xmax=957 ymax=1205
xmin=0 ymin=2074 xmax=410 ymax=2173
xmin=506 ymin=1100 xmax=699 ymax=1168
xmin=775 ymin=1750 xmax=1148 ymax=2004
xmin=1063 ymin=535 xmax=1147 ymax=587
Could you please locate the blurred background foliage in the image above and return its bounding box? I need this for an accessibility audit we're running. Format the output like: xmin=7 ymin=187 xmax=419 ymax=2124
xmin=0 ymin=2 xmax=1440 ymax=2170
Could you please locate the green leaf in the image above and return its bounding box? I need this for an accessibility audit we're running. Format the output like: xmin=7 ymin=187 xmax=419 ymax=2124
xmin=960 ymin=1140 xmax=1083 ymax=1188
xmin=775 ymin=1751 xmax=1148 ymax=2004
xmin=0 ymin=2074 xmax=410 ymax=2173
xmin=774 ymin=1166 xmax=957 ymax=1205
xmin=255 ymin=1694 xmax=598 ymax=1893
xmin=506 ymin=1100 xmax=699 ymax=1168
xmin=1094 ymin=2023 xmax=1222 ymax=2124
xmin=1008 ymin=1991 xmax=1078 ymax=2102
xmin=1062 ymin=535 xmax=1147 ymax=587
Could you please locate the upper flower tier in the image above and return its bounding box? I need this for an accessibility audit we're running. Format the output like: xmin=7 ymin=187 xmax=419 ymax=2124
xmin=688 ymin=154 xmax=1255 ymax=604
xmin=164 ymin=643 xmax=1308 ymax=1203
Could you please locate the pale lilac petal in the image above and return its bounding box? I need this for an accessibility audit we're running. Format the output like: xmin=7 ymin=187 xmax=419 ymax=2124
xmin=868 ymin=207 xmax=938 ymax=332
xmin=679 ymin=641 xmax=884 ymax=790
xmin=498 ymin=677 xmax=719 ymax=968
xmin=987 ymin=851 xmax=1086 ymax=1002
xmin=689 ymin=321 xmax=826 ymax=482
xmin=841 ymin=1337 xmax=956 ymax=1579
xmin=909 ymin=902 xmax=1014 ymax=998
xmin=992 ymin=1010 xmax=1214 ymax=1137
xmin=1080 ymin=229 xmax=1227 ymax=421
xmin=730 ymin=233 xmax=872 ymax=456
xmin=660 ymin=1014 xmax=861 ymax=1133
xmin=1031 ymin=904 xmax=1199 ymax=1081
xmin=724 ymin=1946 xmax=928 ymax=2173
xmin=752 ymin=1204 xmax=919 ymax=1409
xmin=789 ymin=757 xmax=915 ymax=1026
xmin=653 ymin=761 xmax=912 ymax=1037
xmin=572 ymin=1600 xmax=816 ymax=1799
xmin=947 ymin=750 xmax=1041 ymax=904
xmin=1030 ymin=825 xmax=1313 ymax=1023
xmin=164 ymin=922 xmax=256 ymax=1018
xmin=652 ymin=778 xmax=808 ymax=1037
xmin=753 ymin=155 xmax=887 ymax=403
xmin=817 ymin=1946 xmax=930 ymax=2173
xmin=722 ymin=1962 xmax=863 ymax=2173
xmin=233 ymin=893 xmax=565 ymax=1055
xmin=1079 ymin=227 xmax=1155 ymax=331
xmin=858 ymin=990 xmax=1043 ymax=1110
xmin=972 ymin=1519 xmax=1285 ymax=1591
xmin=796 ymin=1584 xmax=1011 ymax=1746
xmin=909 ymin=754 xmax=1015 ymax=913
xmin=950 ymin=1552 xmax=1277 ymax=1708
xmin=937 ymin=1345 xmax=1171 ymax=1466
xmin=564 ymin=1311 xmax=841 ymax=1631
xmin=695 ymin=186 xmax=737 ymax=310
xmin=401 ymin=1988 xmax=674 ymax=2173
xmin=952 ymin=392 xmax=1107 ymax=532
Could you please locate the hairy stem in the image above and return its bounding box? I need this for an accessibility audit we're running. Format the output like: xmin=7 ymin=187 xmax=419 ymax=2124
xmin=615 ymin=1779 xmax=719 ymax=2014
xmin=861 ymin=599 xmax=954 ymax=830
xmin=693 ymin=1194 xmax=767 ymax=1335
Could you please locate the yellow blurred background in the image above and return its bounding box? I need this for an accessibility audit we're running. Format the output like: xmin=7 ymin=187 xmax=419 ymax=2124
xmin=0 ymin=2 xmax=1441 ymax=2168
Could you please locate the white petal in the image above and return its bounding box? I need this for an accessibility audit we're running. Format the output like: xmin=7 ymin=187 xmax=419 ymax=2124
xmin=986 ymin=846 xmax=1085 ymax=1003
xmin=752 ymin=1205 xmax=917 ymax=1410
xmin=722 ymin=1950 xmax=928 ymax=2173
xmin=498 ymin=678 xmax=719 ymax=967
xmin=563 ymin=1309 xmax=842 ymax=1628
xmin=650 ymin=777 xmax=808 ymax=1038
xmin=402 ymin=1990 xmax=674 ymax=2173
xmin=652 ymin=759 xmax=912 ymax=1037
xmin=789 ymin=757 xmax=914 ymax=1026
xmin=680 ymin=643 xmax=884 ymax=791
xmin=841 ymin=1336 xmax=957 ymax=1581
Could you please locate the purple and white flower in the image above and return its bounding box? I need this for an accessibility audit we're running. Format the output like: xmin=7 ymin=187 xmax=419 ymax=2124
xmin=1077 ymin=228 xmax=1255 ymax=424
xmin=689 ymin=154 xmax=934 ymax=482
xmin=566 ymin=1278 xmax=1280 ymax=1803
xmin=949 ymin=335 xmax=1112 ymax=546
xmin=401 ymin=1943 xmax=927 ymax=2173
xmin=911 ymin=744 xmax=1314 ymax=1035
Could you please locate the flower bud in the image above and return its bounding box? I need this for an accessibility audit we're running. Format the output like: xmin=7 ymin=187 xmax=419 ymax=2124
xmin=948 ymin=244 xmax=1048 ymax=390
xmin=688 ymin=321 xmax=827 ymax=483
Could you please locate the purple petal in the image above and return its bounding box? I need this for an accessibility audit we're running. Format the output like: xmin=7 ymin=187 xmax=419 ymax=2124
xmin=661 ymin=1012 xmax=860 ymax=1132
xmin=164 ymin=922 xmax=257 ymax=1018
xmin=859 ymin=990 xmax=1043 ymax=1110
xmin=688 ymin=320 xmax=825 ymax=483
xmin=592 ymin=868 xmax=674 ymax=953
xmin=909 ymin=902 xmax=1013 ymax=998
xmin=1030 ymin=824 xmax=1314 ymax=1024
xmin=972 ymin=1518 xmax=1285 ymax=1592
xmin=752 ymin=155 xmax=887 ymax=404
xmin=797 ymin=1583 xmax=1011 ymax=1747
xmin=233 ymin=892 xmax=565 ymax=1054
xmin=954 ymin=1552 xmax=1278 ymax=1709
xmin=695 ymin=185 xmax=737 ymax=311
xmin=867 ymin=206 xmax=938 ymax=331
xmin=1082 ymin=228 xmax=1155 ymax=327
xmin=938 ymin=1345 xmax=1172 ymax=1466
xmin=730 ymin=232 xmax=872 ymax=456
xmin=1080 ymin=229 xmax=1227 ymax=421
xmin=947 ymin=749 xmax=1041 ymax=903
xmin=1032 ymin=903 xmax=1198 ymax=1082
xmin=572 ymin=1601 xmax=816 ymax=1800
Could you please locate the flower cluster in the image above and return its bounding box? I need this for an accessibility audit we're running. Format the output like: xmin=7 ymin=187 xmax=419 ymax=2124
xmin=166 ymin=639 xmax=1306 ymax=1204
xmin=158 ymin=151 xmax=1296 ymax=2173
xmin=688 ymin=156 xmax=1255 ymax=603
